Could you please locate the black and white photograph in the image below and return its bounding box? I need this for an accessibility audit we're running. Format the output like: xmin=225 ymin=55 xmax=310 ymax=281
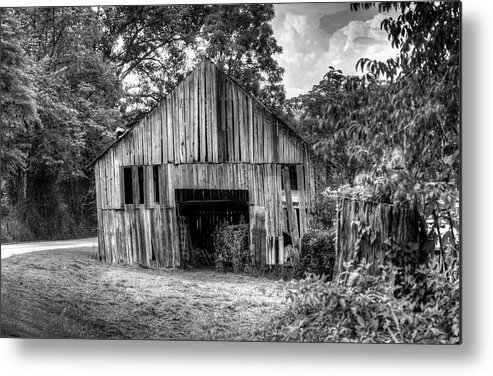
xmin=1 ymin=0 xmax=462 ymax=349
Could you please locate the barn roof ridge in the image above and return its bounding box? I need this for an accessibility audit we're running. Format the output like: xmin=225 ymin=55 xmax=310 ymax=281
xmin=87 ymin=59 xmax=310 ymax=168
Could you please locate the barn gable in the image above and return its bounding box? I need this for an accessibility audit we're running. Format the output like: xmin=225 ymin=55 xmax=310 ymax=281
xmin=92 ymin=60 xmax=319 ymax=269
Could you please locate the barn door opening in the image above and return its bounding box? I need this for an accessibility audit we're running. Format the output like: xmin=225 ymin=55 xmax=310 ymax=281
xmin=175 ymin=189 xmax=249 ymax=267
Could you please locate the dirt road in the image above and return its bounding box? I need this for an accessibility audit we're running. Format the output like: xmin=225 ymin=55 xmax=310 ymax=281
xmin=1 ymin=237 xmax=98 ymax=259
xmin=1 ymin=247 xmax=287 ymax=340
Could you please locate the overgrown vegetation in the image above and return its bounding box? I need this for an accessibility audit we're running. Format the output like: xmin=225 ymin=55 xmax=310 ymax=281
xmin=212 ymin=219 xmax=251 ymax=272
xmin=298 ymin=229 xmax=336 ymax=280
xmin=263 ymin=259 xmax=459 ymax=343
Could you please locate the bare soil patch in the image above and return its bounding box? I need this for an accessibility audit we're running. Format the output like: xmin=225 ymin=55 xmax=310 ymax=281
xmin=1 ymin=248 xmax=288 ymax=340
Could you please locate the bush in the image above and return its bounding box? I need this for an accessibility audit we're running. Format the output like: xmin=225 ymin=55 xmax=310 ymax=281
xmin=1 ymin=213 xmax=35 ymax=242
xmin=263 ymin=259 xmax=460 ymax=344
xmin=299 ymin=229 xmax=336 ymax=280
xmin=212 ymin=220 xmax=250 ymax=272
xmin=310 ymin=193 xmax=337 ymax=230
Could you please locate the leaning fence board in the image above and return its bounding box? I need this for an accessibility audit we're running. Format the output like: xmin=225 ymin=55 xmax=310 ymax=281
xmin=335 ymin=197 xmax=424 ymax=278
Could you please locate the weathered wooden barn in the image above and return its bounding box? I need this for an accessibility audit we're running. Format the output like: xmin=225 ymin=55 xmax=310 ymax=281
xmin=89 ymin=60 xmax=320 ymax=269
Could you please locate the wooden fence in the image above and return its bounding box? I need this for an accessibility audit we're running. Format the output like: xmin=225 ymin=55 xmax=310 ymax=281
xmin=334 ymin=197 xmax=425 ymax=278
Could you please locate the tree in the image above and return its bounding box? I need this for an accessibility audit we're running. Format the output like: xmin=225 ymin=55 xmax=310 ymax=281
xmin=285 ymin=68 xmax=373 ymax=187
xmin=0 ymin=9 xmax=38 ymax=181
xmin=314 ymin=2 xmax=460 ymax=207
xmin=99 ymin=5 xmax=208 ymax=121
xmin=199 ymin=4 xmax=286 ymax=111
xmin=312 ymin=2 xmax=460 ymax=268
xmin=2 ymin=7 xmax=123 ymax=240
xmin=99 ymin=4 xmax=286 ymax=120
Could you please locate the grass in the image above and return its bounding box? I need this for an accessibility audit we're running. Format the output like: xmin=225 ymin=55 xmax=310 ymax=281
xmin=1 ymin=247 xmax=288 ymax=340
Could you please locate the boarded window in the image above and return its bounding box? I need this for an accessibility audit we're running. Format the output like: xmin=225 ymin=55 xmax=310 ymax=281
xmin=123 ymin=167 xmax=133 ymax=204
xmin=153 ymin=166 xmax=160 ymax=204
xmin=138 ymin=166 xmax=144 ymax=204
xmin=281 ymin=165 xmax=298 ymax=190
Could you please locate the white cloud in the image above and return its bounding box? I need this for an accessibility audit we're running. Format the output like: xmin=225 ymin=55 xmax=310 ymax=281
xmin=272 ymin=5 xmax=398 ymax=98
xmin=325 ymin=13 xmax=397 ymax=76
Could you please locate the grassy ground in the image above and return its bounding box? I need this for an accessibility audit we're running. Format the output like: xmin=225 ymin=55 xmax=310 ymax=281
xmin=1 ymin=248 xmax=288 ymax=340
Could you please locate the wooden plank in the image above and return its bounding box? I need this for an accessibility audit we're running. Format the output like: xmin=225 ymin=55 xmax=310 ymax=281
xmin=143 ymin=116 xmax=149 ymax=165
xmin=159 ymin=102 xmax=166 ymax=165
xmin=282 ymin=166 xmax=299 ymax=246
xmin=232 ymin=82 xmax=240 ymax=162
xmin=255 ymin=206 xmax=266 ymax=269
xmin=210 ymin=62 xmax=218 ymax=163
xmin=248 ymin=97 xmax=254 ymax=163
xmin=273 ymin=120 xmax=279 ymax=162
xmin=205 ymin=61 xmax=213 ymax=162
xmin=217 ymin=68 xmax=225 ymax=161
xmin=199 ymin=62 xmax=207 ymax=161
xmin=144 ymin=209 xmax=152 ymax=265
xmin=124 ymin=210 xmax=132 ymax=264
xmin=237 ymin=91 xmax=245 ymax=161
xmin=146 ymin=165 xmax=153 ymax=208
xmin=226 ymin=78 xmax=233 ymax=161
xmin=166 ymin=98 xmax=173 ymax=162
xmin=257 ymin=108 xmax=262 ymax=164
xmin=172 ymin=92 xmax=179 ymax=164
xmin=130 ymin=209 xmax=138 ymax=264
xmin=263 ymin=110 xmax=269 ymax=164
xmin=168 ymin=164 xmax=175 ymax=205
xmin=170 ymin=208 xmax=180 ymax=268
xmin=242 ymin=93 xmax=249 ymax=162
xmin=276 ymin=165 xmax=282 ymax=235
xmin=178 ymin=84 xmax=186 ymax=163
xmin=297 ymin=164 xmax=306 ymax=237
xmin=278 ymin=235 xmax=284 ymax=266
xmin=185 ymin=71 xmax=192 ymax=162
xmin=192 ymin=69 xmax=199 ymax=162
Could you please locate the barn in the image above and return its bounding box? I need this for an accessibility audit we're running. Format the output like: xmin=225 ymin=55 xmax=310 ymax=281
xmin=88 ymin=60 xmax=322 ymax=269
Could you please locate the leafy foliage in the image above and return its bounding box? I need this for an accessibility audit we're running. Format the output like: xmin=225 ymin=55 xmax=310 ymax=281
xmin=199 ymin=4 xmax=286 ymax=111
xmin=212 ymin=219 xmax=251 ymax=272
xmin=0 ymin=9 xmax=38 ymax=179
xmin=100 ymin=4 xmax=286 ymax=120
xmin=1 ymin=7 xmax=122 ymax=240
xmin=299 ymin=229 xmax=336 ymax=280
xmin=265 ymin=259 xmax=460 ymax=343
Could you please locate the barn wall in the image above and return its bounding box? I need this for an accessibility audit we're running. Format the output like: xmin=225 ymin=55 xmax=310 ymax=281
xmin=94 ymin=60 xmax=317 ymax=268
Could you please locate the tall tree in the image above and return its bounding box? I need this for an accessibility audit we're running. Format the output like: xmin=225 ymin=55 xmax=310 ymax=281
xmin=2 ymin=7 xmax=123 ymax=240
xmin=99 ymin=5 xmax=208 ymax=120
xmin=199 ymin=4 xmax=285 ymax=111
xmin=315 ymin=2 xmax=460 ymax=206
xmin=0 ymin=9 xmax=38 ymax=181
xmin=100 ymin=4 xmax=286 ymax=120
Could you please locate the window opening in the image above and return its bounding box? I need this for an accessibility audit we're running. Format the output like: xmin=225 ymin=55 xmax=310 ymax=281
xmin=123 ymin=167 xmax=133 ymax=204
xmin=138 ymin=166 xmax=144 ymax=204
xmin=153 ymin=166 xmax=160 ymax=204
xmin=281 ymin=165 xmax=298 ymax=190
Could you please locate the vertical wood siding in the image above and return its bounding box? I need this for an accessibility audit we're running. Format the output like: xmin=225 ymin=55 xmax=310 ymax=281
xmin=95 ymin=60 xmax=319 ymax=268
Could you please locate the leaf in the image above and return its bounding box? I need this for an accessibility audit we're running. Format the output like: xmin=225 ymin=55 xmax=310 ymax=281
xmin=356 ymin=314 xmax=366 ymax=328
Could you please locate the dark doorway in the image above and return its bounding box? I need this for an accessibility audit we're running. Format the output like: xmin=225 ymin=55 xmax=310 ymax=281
xmin=175 ymin=189 xmax=249 ymax=266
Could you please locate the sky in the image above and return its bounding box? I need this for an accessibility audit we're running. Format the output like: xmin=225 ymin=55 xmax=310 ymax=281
xmin=271 ymin=2 xmax=398 ymax=98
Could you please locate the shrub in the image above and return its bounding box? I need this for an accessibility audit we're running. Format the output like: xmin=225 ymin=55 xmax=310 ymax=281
xmin=264 ymin=259 xmax=460 ymax=344
xmin=1 ymin=213 xmax=35 ymax=242
xmin=310 ymin=193 xmax=337 ymax=230
xmin=212 ymin=220 xmax=250 ymax=272
xmin=299 ymin=229 xmax=336 ymax=280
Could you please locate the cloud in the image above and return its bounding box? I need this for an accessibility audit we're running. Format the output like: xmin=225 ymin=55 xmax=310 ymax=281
xmin=272 ymin=4 xmax=398 ymax=98
xmin=325 ymin=13 xmax=397 ymax=76
xmin=353 ymin=36 xmax=389 ymax=47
